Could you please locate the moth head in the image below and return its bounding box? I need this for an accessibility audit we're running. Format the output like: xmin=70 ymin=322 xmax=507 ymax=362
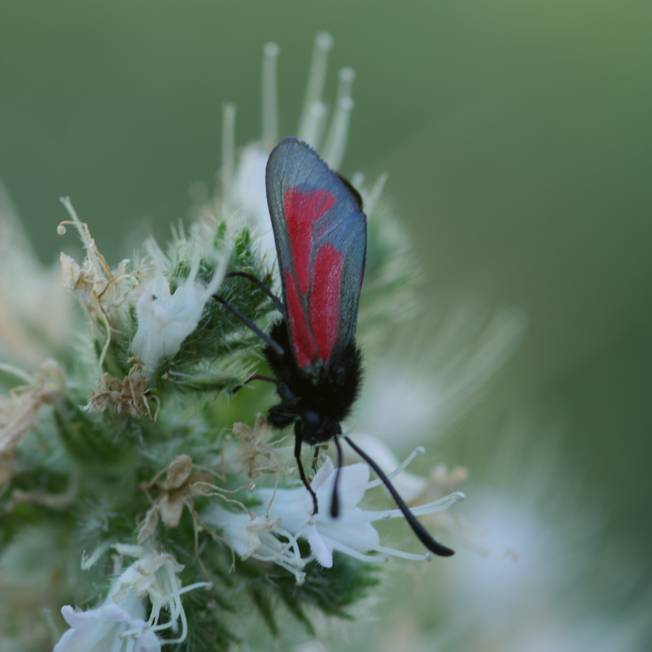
xmin=299 ymin=410 xmax=340 ymax=444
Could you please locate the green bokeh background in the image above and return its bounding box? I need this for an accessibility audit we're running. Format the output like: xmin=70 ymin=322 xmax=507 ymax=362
xmin=1 ymin=0 xmax=650 ymax=648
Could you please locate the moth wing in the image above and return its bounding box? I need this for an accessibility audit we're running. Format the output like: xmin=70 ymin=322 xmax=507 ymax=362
xmin=266 ymin=138 xmax=367 ymax=370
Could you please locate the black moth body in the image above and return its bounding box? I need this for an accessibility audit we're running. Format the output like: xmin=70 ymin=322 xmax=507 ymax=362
xmin=264 ymin=319 xmax=363 ymax=446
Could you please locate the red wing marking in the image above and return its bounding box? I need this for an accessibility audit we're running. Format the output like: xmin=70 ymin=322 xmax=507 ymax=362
xmin=284 ymin=270 xmax=318 ymax=368
xmin=283 ymin=188 xmax=336 ymax=294
xmin=309 ymin=244 xmax=343 ymax=362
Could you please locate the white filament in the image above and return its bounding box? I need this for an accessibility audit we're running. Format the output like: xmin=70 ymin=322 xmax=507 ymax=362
xmin=143 ymin=237 xmax=168 ymax=273
xmin=351 ymin=171 xmax=365 ymax=189
xmin=375 ymin=545 xmax=432 ymax=561
xmin=300 ymin=101 xmax=327 ymax=148
xmin=323 ymin=96 xmax=354 ymax=170
xmin=262 ymin=42 xmax=279 ymax=149
xmin=221 ymin=102 xmax=236 ymax=211
xmin=298 ymin=32 xmax=333 ymax=139
xmin=366 ymin=173 xmax=388 ymax=215
xmin=367 ymin=446 xmax=426 ymax=489
xmin=335 ymin=67 xmax=355 ymax=105
xmin=372 ymin=491 xmax=466 ymax=522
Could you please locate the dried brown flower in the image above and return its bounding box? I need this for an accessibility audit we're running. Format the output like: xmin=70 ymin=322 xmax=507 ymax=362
xmin=0 ymin=360 xmax=64 ymax=486
xmin=232 ymin=415 xmax=283 ymax=479
xmin=58 ymin=198 xmax=137 ymax=369
xmin=138 ymin=455 xmax=212 ymax=543
xmin=89 ymin=361 xmax=159 ymax=420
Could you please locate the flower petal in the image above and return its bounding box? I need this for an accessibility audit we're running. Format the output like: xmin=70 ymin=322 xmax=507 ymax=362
xmin=306 ymin=525 xmax=333 ymax=568
xmin=321 ymin=519 xmax=380 ymax=552
xmin=54 ymin=602 xmax=161 ymax=652
xmin=315 ymin=462 xmax=370 ymax=511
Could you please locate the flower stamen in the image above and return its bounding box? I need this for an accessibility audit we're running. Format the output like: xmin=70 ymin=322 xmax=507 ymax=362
xmin=262 ymin=42 xmax=280 ymax=149
xmin=298 ymin=31 xmax=334 ymax=140
xmin=367 ymin=445 xmax=426 ymax=489
xmin=221 ymin=102 xmax=237 ymax=212
xmin=323 ymin=96 xmax=354 ymax=170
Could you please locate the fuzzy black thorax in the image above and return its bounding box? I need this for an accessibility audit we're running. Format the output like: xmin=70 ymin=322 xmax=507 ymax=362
xmin=264 ymin=320 xmax=362 ymax=443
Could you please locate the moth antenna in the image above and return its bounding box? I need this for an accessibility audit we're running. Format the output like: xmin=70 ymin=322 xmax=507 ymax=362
xmin=228 ymin=373 xmax=277 ymax=396
xmin=225 ymin=271 xmax=284 ymax=312
xmin=213 ymin=294 xmax=285 ymax=357
xmin=330 ymin=436 xmax=344 ymax=518
xmin=344 ymin=436 xmax=455 ymax=557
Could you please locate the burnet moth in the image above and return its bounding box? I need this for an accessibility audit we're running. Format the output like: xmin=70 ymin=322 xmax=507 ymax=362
xmin=217 ymin=138 xmax=454 ymax=557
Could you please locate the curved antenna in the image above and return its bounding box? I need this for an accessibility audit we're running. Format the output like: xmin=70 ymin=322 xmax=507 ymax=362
xmin=213 ymin=294 xmax=285 ymax=357
xmin=344 ymin=435 xmax=455 ymax=557
xmin=330 ymin=436 xmax=344 ymax=518
xmin=224 ymin=271 xmax=284 ymax=313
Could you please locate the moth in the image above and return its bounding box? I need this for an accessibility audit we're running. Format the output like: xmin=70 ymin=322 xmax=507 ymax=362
xmin=218 ymin=138 xmax=454 ymax=556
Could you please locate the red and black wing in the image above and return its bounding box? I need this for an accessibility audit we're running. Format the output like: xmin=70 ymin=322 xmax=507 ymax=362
xmin=265 ymin=138 xmax=367 ymax=371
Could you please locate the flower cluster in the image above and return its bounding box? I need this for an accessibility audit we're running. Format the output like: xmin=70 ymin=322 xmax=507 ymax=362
xmin=204 ymin=456 xmax=464 ymax=583
xmin=0 ymin=33 xmax=521 ymax=652
xmin=55 ymin=546 xmax=210 ymax=651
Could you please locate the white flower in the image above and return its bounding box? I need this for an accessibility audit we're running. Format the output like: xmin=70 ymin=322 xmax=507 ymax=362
xmin=54 ymin=594 xmax=161 ymax=652
xmin=131 ymin=233 xmax=228 ymax=372
xmin=64 ymin=545 xmax=210 ymax=648
xmin=231 ymin=143 xmax=275 ymax=258
xmin=206 ymin=452 xmax=463 ymax=576
xmin=254 ymin=458 xmax=463 ymax=568
xmin=202 ymin=504 xmax=306 ymax=584
xmin=107 ymin=546 xmax=210 ymax=644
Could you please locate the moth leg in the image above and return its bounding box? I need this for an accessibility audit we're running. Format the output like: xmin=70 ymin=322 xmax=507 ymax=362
xmin=294 ymin=427 xmax=318 ymax=515
xmin=250 ymin=373 xmax=277 ymax=383
xmin=229 ymin=374 xmax=277 ymax=396
xmin=311 ymin=446 xmax=320 ymax=473
xmin=268 ymin=404 xmax=297 ymax=428
xmin=225 ymin=271 xmax=284 ymax=313
xmin=213 ymin=294 xmax=285 ymax=356
xmin=277 ymin=381 xmax=296 ymax=402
